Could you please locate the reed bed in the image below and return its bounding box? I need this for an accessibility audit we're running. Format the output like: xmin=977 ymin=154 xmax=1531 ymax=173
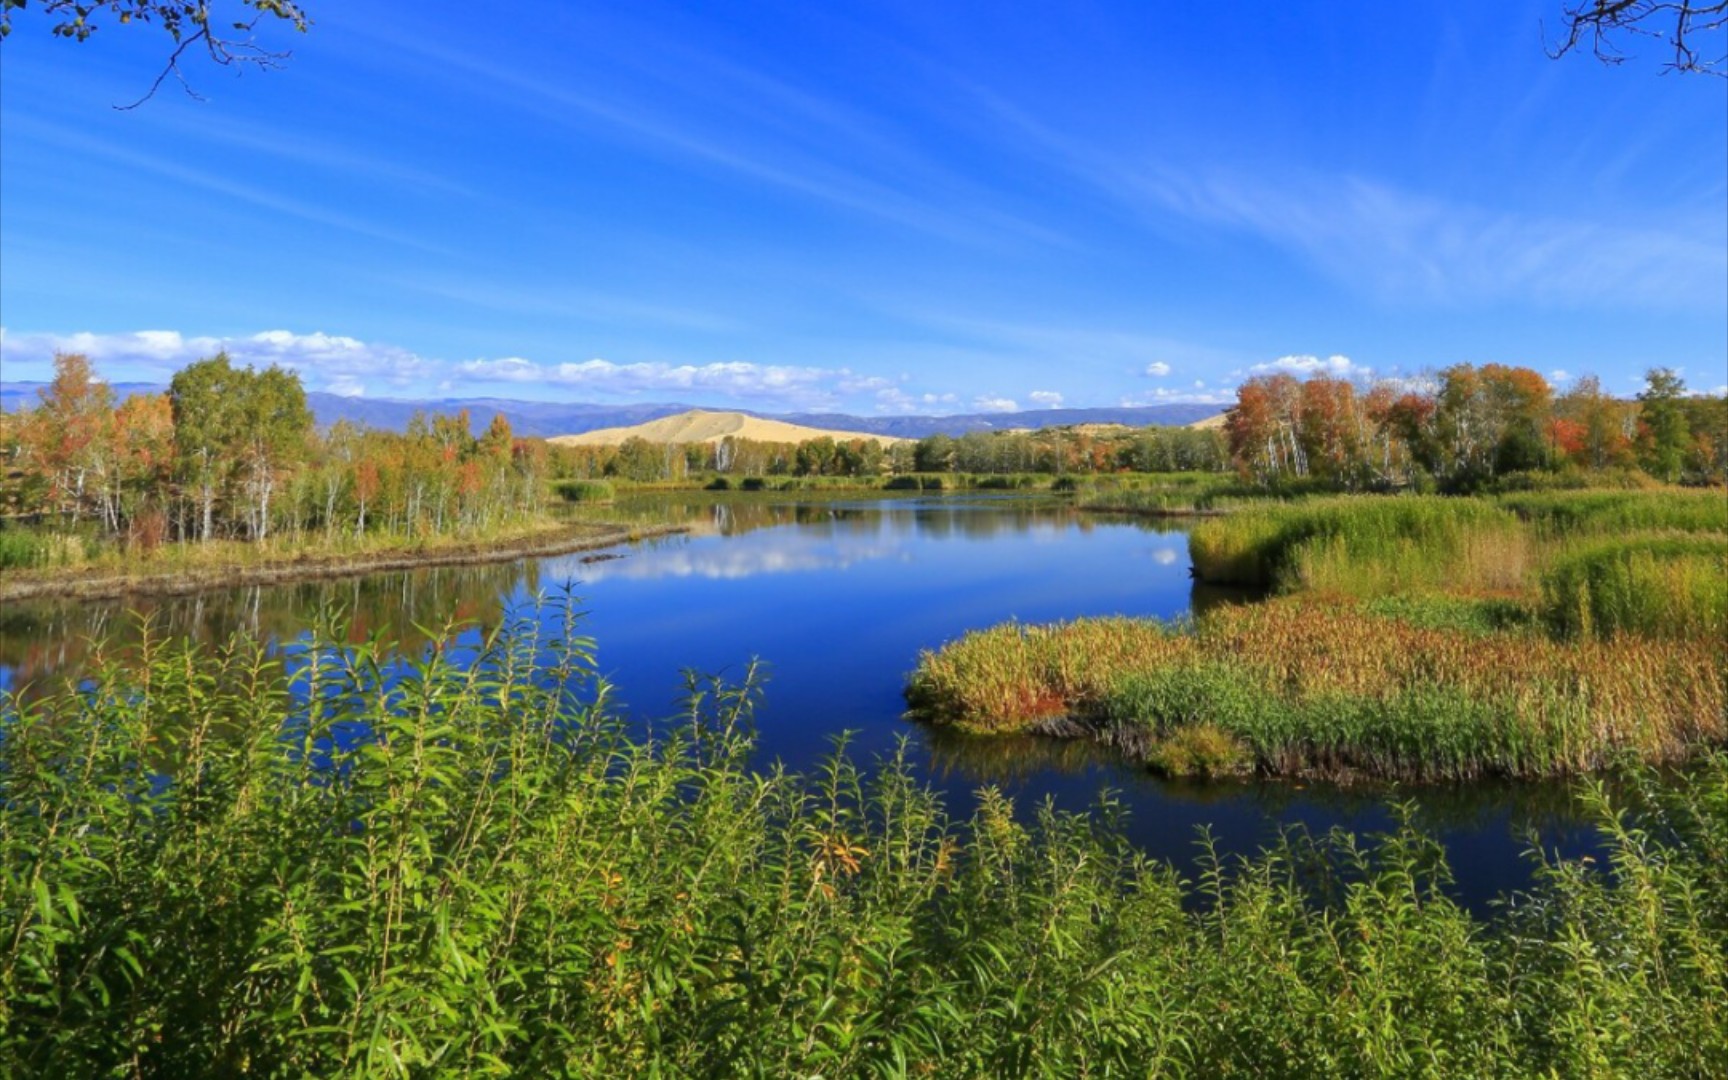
xmin=907 ymin=601 xmax=1726 ymax=780
xmin=552 ymin=478 xmax=616 ymax=503
xmin=5 ymin=619 xmax=1727 ymax=1077
xmin=1187 ymin=496 xmax=1523 ymax=592
xmin=1542 ymin=534 xmax=1728 ymax=641
xmin=1498 ymin=487 xmax=1728 ymax=536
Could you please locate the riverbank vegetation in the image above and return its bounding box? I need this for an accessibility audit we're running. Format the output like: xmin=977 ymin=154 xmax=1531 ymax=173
xmin=5 ymin=618 xmax=1726 ymax=1076
xmin=910 ymin=487 xmax=1728 ymax=780
xmin=0 ymin=353 xmax=554 ymax=575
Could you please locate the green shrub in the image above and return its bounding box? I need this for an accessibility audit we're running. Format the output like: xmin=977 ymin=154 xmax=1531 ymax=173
xmin=552 ymin=478 xmax=615 ymax=503
xmin=0 ymin=528 xmax=49 ymax=570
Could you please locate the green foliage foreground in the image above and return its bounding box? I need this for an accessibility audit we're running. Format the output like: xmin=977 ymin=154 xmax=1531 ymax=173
xmin=4 ymin=616 xmax=1727 ymax=1077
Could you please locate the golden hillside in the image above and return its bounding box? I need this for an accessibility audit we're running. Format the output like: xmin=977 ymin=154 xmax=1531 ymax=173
xmin=549 ymin=410 xmax=907 ymax=447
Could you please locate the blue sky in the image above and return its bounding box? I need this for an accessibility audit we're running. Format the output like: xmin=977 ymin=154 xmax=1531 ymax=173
xmin=2 ymin=1 xmax=1724 ymax=414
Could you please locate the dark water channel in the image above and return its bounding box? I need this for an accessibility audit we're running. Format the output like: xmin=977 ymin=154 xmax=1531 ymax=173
xmin=0 ymin=494 xmax=1603 ymax=912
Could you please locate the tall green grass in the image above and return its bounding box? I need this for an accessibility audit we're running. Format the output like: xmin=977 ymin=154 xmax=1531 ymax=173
xmin=1187 ymin=495 xmax=1523 ymax=592
xmin=5 ymin=618 xmax=1727 ymax=1076
xmin=552 ymin=478 xmax=616 ymax=503
xmin=0 ymin=529 xmax=50 ymax=570
xmin=1542 ymin=534 xmax=1728 ymax=641
xmin=3 ymin=618 xmax=1728 ymax=1071
xmin=1498 ymin=488 xmax=1728 ymax=536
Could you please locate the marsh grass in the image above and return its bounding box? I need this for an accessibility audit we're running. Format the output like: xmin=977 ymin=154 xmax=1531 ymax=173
xmin=1500 ymin=488 xmax=1728 ymax=536
xmin=1075 ymin=472 xmax=1333 ymax=515
xmin=4 ymin=617 xmax=1727 ymax=1076
xmin=553 ymin=478 xmax=616 ymax=503
xmin=908 ymin=602 xmax=1725 ymax=780
xmin=1188 ymin=496 xmax=1524 ymax=592
xmin=1542 ymin=534 xmax=1728 ymax=641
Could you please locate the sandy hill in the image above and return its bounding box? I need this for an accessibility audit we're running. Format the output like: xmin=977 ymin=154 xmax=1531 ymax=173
xmin=1187 ymin=411 xmax=1228 ymax=430
xmin=549 ymin=410 xmax=908 ymax=447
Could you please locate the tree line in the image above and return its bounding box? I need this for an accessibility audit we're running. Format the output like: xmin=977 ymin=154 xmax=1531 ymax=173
xmin=1224 ymin=364 xmax=1727 ymax=491
xmin=0 ymin=353 xmax=551 ymax=548
xmin=553 ymin=425 xmax=1230 ymax=482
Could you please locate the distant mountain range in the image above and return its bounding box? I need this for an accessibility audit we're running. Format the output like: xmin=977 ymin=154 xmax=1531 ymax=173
xmin=0 ymin=382 xmax=1225 ymax=438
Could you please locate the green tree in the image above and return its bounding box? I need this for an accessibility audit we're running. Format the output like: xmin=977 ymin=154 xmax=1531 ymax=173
xmin=914 ymin=434 xmax=956 ymax=473
xmin=170 ymin=353 xmax=245 ymax=540
xmin=169 ymin=353 xmax=310 ymax=540
xmin=236 ymin=364 xmax=311 ymax=539
xmin=1636 ymin=367 xmax=1692 ymax=482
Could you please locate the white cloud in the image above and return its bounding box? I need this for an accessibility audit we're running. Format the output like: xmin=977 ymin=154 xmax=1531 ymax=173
xmin=1243 ymin=354 xmax=1374 ymax=380
xmin=1548 ymin=369 xmax=1571 ymax=386
xmin=871 ymin=387 xmax=960 ymax=415
xmin=1027 ymin=390 xmax=1064 ymax=408
xmin=1144 ymin=361 xmax=1172 ymax=377
xmin=972 ymin=396 xmax=1019 ymax=413
xmin=0 ymin=328 xmax=909 ymax=411
xmin=0 ymin=328 xmax=432 ymax=390
xmin=1118 ymin=387 xmax=1235 ymax=406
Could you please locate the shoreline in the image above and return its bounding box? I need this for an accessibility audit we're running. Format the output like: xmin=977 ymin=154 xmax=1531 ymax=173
xmin=0 ymin=522 xmax=689 ymax=603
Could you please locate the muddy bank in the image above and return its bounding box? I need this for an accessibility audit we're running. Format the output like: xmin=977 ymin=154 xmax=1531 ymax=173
xmin=0 ymin=523 xmax=688 ymax=603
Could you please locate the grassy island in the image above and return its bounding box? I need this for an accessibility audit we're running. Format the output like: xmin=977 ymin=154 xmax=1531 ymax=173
xmin=908 ymin=488 xmax=1728 ymax=781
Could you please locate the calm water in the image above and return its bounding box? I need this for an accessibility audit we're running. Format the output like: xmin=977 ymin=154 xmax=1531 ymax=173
xmin=0 ymin=494 xmax=1602 ymax=911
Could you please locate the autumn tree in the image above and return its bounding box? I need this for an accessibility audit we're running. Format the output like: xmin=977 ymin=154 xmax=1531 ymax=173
xmin=112 ymin=391 xmax=175 ymax=543
xmin=24 ymin=353 xmax=116 ymax=524
xmin=1553 ymin=375 xmax=1634 ymax=469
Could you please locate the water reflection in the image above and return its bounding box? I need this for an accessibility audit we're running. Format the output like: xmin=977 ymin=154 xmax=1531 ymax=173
xmin=0 ymin=562 xmax=534 ymax=696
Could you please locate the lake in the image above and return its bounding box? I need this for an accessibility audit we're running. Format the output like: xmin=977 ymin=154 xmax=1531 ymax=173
xmin=0 ymin=493 xmax=1602 ymax=911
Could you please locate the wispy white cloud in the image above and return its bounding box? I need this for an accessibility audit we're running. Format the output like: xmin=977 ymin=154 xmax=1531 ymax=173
xmin=1027 ymin=390 xmax=1064 ymax=408
xmin=1144 ymin=361 xmax=1172 ymax=378
xmin=1121 ymin=169 xmax=1724 ymax=310
xmin=964 ymin=93 xmax=1723 ymax=311
xmin=373 ymin=32 xmax=1063 ymax=250
xmin=5 ymin=115 xmax=446 ymax=254
xmin=972 ymin=396 xmax=1019 ymax=413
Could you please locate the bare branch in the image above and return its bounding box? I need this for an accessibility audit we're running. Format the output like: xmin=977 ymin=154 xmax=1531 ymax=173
xmin=1549 ymin=0 xmax=1728 ymax=75
xmin=1 ymin=2 xmax=311 ymax=106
